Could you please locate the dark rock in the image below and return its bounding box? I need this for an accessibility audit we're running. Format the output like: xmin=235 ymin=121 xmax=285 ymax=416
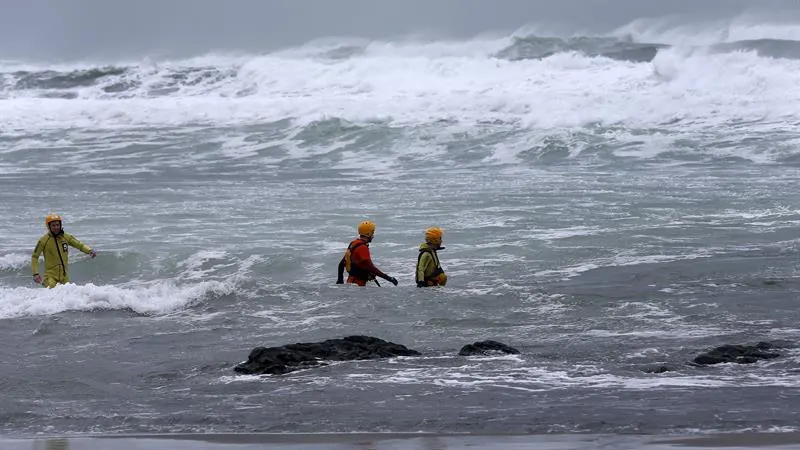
xmin=693 ymin=342 xmax=781 ymax=366
xmin=458 ymin=340 xmax=520 ymax=356
xmin=643 ymin=365 xmax=672 ymax=374
xmin=233 ymin=335 xmax=421 ymax=375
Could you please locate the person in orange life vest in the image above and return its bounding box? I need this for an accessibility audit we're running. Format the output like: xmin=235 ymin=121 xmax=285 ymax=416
xmin=336 ymin=220 xmax=398 ymax=286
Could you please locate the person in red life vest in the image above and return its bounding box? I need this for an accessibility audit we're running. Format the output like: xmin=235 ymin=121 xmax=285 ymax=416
xmin=336 ymin=220 xmax=398 ymax=286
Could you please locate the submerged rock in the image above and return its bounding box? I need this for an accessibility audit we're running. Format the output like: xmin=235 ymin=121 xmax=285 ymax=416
xmin=642 ymin=365 xmax=672 ymax=374
xmin=233 ymin=335 xmax=421 ymax=375
xmin=458 ymin=340 xmax=520 ymax=356
xmin=693 ymin=342 xmax=781 ymax=365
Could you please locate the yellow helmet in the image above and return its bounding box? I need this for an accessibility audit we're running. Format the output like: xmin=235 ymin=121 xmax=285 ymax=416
xmin=358 ymin=220 xmax=376 ymax=237
xmin=425 ymin=227 xmax=443 ymax=244
xmin=45 ymin=214 xmax=62 ymax=226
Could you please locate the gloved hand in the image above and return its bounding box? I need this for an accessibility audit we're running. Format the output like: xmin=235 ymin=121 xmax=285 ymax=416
xmin=387 ymin=276 xmax=398 ymax=286
xmin=33 ymin=274 xmax=42 ymax=285
xmin=89 ymin=250 xmax=97 ymax=258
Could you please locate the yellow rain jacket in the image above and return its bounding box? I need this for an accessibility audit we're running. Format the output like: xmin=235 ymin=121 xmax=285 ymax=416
xmin=31 ymin=231 xmax=93 ymax=288
xmin=416 ymin=243 xmax=447 ymax=287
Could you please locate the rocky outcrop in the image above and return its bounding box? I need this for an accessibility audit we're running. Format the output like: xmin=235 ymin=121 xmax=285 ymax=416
xmin=233 ymin=335 xmax=794 ymax=377
xmin=234 ymin=335 xmax=421 ymax=375
xmin=458 ymin=340 xmax=521 ymax=356
xmin=234 ymin=336 xmax=523 ymax=375
xmin=693 ymin=342 xmax=781 ymax=365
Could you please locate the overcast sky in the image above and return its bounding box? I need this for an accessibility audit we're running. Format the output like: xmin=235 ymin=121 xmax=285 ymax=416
xmin=1 ymin=0 xmax=799 ymax=61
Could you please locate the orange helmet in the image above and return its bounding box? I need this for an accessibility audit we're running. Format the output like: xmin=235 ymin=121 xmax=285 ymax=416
xmin=358 ymin=220 xmax=376 ymax=237
xmin=425 ymin=227 xmax=443 ymax=244
xmin=45 ymin=214 xmax=62 ymax=226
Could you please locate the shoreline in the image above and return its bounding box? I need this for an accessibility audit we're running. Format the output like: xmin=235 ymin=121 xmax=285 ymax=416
xmin=4 ymin=431 xmax=800 ymax=449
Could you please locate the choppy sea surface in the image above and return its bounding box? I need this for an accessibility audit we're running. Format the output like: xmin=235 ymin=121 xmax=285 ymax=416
xmin=1 ymin=21 xmax=800 ymax=437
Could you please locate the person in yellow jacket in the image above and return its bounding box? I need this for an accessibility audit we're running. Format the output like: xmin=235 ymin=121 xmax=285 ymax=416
xmin=32 ymin=214 xmax=97 ymax=288
xmin=416 ymin=227 xmax=447 ymax=287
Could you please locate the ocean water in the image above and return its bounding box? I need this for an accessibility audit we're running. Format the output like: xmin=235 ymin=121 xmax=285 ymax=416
xmin=1 ymin=20 xmax=800 ymax=438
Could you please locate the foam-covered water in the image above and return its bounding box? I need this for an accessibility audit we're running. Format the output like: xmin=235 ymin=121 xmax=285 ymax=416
xmin=1 ymin=19 xmax=800 ymax=437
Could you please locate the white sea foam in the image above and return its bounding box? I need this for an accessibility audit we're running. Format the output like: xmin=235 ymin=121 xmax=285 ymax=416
xmin=1 ymin=22 xmax=799 ymax=169
xmin=0 ymin=280 xmax=235 ymax=319
xmin=0 ymin=253 xmax=28 ymax=271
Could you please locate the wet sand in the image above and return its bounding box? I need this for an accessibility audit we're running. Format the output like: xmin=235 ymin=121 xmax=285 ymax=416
xmin=652 ymin=432 xmax=800 ymax=448
xmin=4 ymin=432 xmax=800 ymax=450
